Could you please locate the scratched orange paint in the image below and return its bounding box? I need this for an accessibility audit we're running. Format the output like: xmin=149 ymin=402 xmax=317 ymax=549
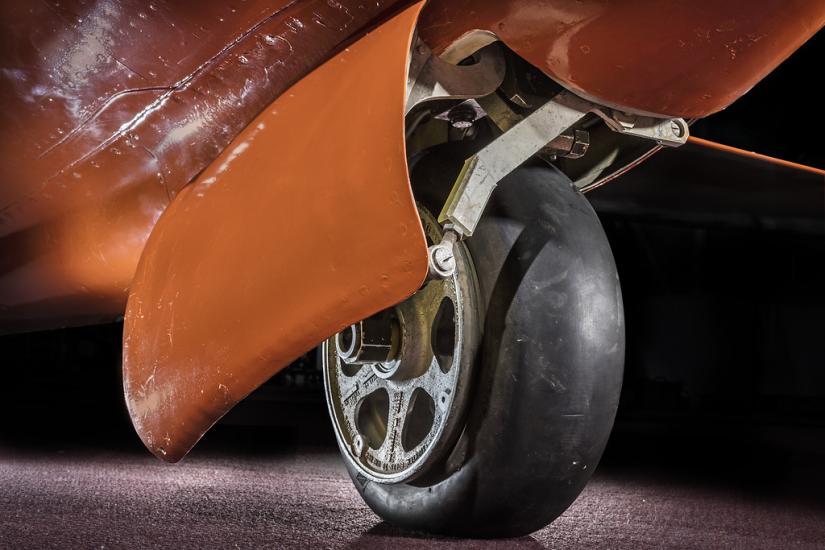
xmin=122 ymin=3 xmax=429 ymax=462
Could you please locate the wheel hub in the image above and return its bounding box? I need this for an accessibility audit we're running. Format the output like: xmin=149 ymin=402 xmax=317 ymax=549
xmin=323 ymin=207 xmax=472 ymax=483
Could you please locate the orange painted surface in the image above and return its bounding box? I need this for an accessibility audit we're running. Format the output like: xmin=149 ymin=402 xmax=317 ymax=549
xmin=1 ymin=0 xmax=822 ymax=459
xmin=122 ymin=3 xmax=428 ymax=462
xmin=0 ymin=157 xmax=169 ymax=333
xmin=420 ymin=0 xmax=825 ymax=118
xmin=3 ymin=0 xmax=823 ymax=333
xmin=0 ymin=0 xmax=410 ymax=332
xmin=688 ymin=137 xmax=825 ymax=177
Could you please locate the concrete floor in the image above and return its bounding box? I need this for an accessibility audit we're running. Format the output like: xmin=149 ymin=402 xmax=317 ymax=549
xmin=2 ymin=426 xmax=824 ymax=550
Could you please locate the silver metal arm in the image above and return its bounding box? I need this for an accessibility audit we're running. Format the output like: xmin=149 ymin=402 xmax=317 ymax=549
xmin=438 ymin=91 xmax=688 ymax=239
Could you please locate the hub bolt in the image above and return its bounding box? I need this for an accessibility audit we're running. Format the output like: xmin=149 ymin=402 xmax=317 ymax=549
xmin=352 ymin=434 xmax=365 ymax=457
xmin=438 ymin=390 xmax=451 ymax=412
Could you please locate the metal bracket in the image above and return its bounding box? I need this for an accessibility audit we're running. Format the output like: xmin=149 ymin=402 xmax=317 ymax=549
xmin=601 ymin=111 xmax=688 ymax=147
xmin=438 ymin=91 xmax=592 ymax=237
xmin=406 ymin=39 xmax=506 ymax=115
xmin=438 ymin=91 xmax=689 ymax=238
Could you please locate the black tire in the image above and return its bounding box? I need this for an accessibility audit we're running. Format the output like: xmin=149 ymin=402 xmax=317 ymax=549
xmin=344 ymin=144 xmax=625 ymax=538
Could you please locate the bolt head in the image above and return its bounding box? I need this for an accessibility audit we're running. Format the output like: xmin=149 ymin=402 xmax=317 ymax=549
xmin=438 ymin=390 xmax=451 ymax=411
xmin=670 ymin=120 xmax=684 ymax=138
xmin=432 ymin=245 xmax=456 ymax=275
xmin=448 ymin=107 xmax=477 ymax=130
xmin=352 ymin=434 xmax=365 ymax=456
xmin=427 ymin=243 xmax=457 ymax=279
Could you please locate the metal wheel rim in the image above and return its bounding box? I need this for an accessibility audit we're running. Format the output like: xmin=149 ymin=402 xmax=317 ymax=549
xmin=323 ymin=207 xmax=472 ymax=484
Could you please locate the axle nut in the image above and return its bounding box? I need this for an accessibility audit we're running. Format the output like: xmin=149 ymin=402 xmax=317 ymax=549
xmin=428 ymin=244 xmax=456 ymax=279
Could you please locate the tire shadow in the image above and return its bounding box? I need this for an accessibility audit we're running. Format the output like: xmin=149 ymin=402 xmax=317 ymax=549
xmin=345 ymin=522 xmax=547 ymax=549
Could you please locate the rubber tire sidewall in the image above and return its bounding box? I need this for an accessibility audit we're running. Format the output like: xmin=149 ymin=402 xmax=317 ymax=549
xmin=343 ymin=145 xmax=625 ymax=538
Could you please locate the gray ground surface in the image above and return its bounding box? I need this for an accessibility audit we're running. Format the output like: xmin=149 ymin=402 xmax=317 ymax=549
xmin=2 ymin=435 xmax=824 ymax=550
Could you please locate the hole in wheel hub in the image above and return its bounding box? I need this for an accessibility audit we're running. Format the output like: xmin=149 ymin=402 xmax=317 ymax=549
xmin=356 ymin=388 xmax=390 ymax=451
xmin=322 ymin=206 xmax=475 ymax=483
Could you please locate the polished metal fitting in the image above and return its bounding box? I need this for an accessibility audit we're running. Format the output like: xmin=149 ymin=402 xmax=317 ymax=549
xmin=336 ymin=310 xmax=399 ymax=365
xmin=427 ymin=229 xmax=459 ymax=280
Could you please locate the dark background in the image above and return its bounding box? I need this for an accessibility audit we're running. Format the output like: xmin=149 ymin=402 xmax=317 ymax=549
xmin=0 ymin=28 xmax=823 ymax=546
